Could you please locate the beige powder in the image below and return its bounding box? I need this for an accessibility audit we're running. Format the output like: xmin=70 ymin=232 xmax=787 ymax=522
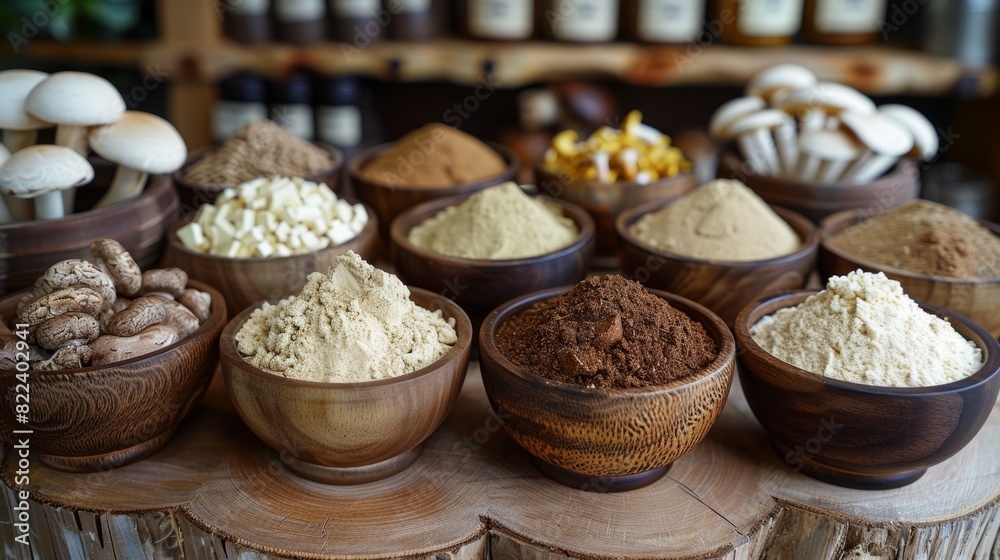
xmin=629 ymin=179 xmax=800 ymax=261
xmin=235 ymin=251 xmax=457 ymax=382
xmin=408 ymin=182 xmax=579 ymax=260
xmin=751 ymin=270 xmax=983 ymax=387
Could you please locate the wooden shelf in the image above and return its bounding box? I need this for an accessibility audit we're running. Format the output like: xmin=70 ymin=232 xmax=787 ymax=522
xmin=0 ymin=40 xmax=144 ymax=66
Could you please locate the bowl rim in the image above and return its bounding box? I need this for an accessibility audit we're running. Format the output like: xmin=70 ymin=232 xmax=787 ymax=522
xmin=718 ymin=151 xmax=919 ymax=193
xmin=220 ymin=285 xmax=473 ymax=389
xmin=819 ymin=207 xmax=1000 ymax=284
xmin=0 ymin=279 xmax=226 ymax=377
xmin=615 ymin=200 xmax=820 ymax=268
xmin=479 ymin=284 xmax=737 ymax=395
xmin=734 ymin=289 xmax=1000 ymax=395
xmin=173 ymin=142 xmax=345 ymax=194
xmin=346 ymin=140 xmax=519 ymax=192
xmin=389 ymin=191 xmax=597 ymax=267
xmin=165 ymin=197 xmax=379 ymax=265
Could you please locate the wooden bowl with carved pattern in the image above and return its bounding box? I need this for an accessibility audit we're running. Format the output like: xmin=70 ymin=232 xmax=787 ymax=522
xmin=616 ymin=201 xmax=819 ymax=327
xmin=0 ymin=281 xmax=226 ymax=472
xmin=479 ymin=286 xmax=736 ymax=492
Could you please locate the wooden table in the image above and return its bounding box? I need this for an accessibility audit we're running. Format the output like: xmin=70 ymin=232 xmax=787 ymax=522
xmin=2 ymin=363 xmax=999 ymax=559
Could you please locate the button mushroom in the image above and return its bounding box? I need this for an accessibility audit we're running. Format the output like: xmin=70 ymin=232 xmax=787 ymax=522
xmin=798 ymin=129 xmax=866 ymax=183
xmin=839 ymin=111 xmax=914 ymax=183
xmin=725 ymin=109 xmax=791 ymax=176
xmin=24 ymin=71 xmax=125 ymax=156
xmin=708 ymin=96 xmax=770 ymax=173
xmin=776 ymin=82 xmax=876 ymax=139
xmin=90 ymin=239 xmax=143 ymax=297
xmin=90 ymin=111 xmax=187 ymax=209
xmin=878 ymin=104 xmax=939 ymax=162
xmin=0 ymin=69 xmax=49 ymax=222
xmin=0 ymin=145 xmax=94 ymax=220
xmin=746 ymin=64 xmax=816 ymax=106
xmin=33 ymin=312 xmax=101 ymax=351
xmin=90 ymin=325 xmax=178 ymax=366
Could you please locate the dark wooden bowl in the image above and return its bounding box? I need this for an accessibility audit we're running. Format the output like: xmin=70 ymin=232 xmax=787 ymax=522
xmin=820 ymin=209 xmax=1000 ymax=339
xmin=534 ymin=166 xmax=698 ymax=264
xmin=0 ymin=280 xmax=226 ymax=472
xmin=390 ymin=194 xmax=595 ymax=337
xmin=348 ymin=141 xmax=519 ymax=237
xmin=172 ymin=144 xmax=344 ymax=211
xmin=0 ymin=167 xmax=179 ymax=295
xmin=479 ymin=286 xmax=736 ymax=492
xmin=220 ymin=287 xmax=472 ymax=485
xmin=162 ymin=199 xmax=379 ymax=317
xmin=734 ymin=291 xmax=1000 ymax=489
xmin=616 ymin=202 xmax=819 ymax=327
xmin=718 ymin=152 xmax=920 ymax=224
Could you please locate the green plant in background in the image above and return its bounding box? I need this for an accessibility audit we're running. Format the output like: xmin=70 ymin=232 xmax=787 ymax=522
xmin=1 ymin=0 xmax=140 ymax=43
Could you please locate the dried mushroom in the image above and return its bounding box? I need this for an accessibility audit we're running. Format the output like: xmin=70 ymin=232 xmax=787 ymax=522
xmin=90 ymin=239 xmax=142 ymax=296
xmin=33 ymin=312 xmax=100 ymax=350
xmin=104 ymin=297 xmax=166 ymax=337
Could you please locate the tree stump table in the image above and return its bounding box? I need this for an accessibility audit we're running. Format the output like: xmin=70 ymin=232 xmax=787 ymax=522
xmin=2 ymin=364 xmax=999 ymax=559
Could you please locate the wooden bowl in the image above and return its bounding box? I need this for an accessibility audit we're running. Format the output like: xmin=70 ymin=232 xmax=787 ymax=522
xmin=220 ymin=287 xmax=472 ymax=484
xmin=734 ymin=291 xmax=1000 ymax=489
xmin=718 ymin=152 xmax=920 ymax=224
xmin=0 ymin=167 xmax=179 ymax=295
xmin=348 ymin=142 xmax=519 ymax=236
xmin=534 ymin=165 xmax=697 ymax=264
xmin=162 ymin=199 xmax=379 ymax=317
xmin=479 ymin=286 xmax=736 ymax=492
xmin=616 ymin=202 xmax=819 ymax=326
xmin=820 ymin=209 xmax=1000 ymax=339
xmin=0 ymin=280 xmax=226 ymax=472
xmin=172 ymin=144 xmax=344 ymax=210
xmin=390 ymin=194 xmax=595 ymax=335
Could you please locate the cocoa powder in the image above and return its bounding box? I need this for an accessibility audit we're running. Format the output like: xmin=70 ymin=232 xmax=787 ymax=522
xmin=496 ymin=276 xmax=717 ymax=389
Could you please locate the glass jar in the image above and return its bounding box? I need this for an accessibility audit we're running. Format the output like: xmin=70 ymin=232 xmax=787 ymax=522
xmin=717 ymin=0 xmax=804 ymax=46
xmin=544 ymin=0 xmax=620 ymax=42
xmin=315 ymin=76 xmax=365 ymax=150
xmin=329 ymin=0 xmax=384 ymax=43
xmin=212 ymin=73 xmax=269 ymax=144
xmin=222 ymin=0 xmax=272 ymax=44
xmin=803 ymin=0 xmax=887 ymax=44
xmin=464 ymin=0 xmax=535 ymax=40
xmin=624 ymin=0 xmax=705 ymax=43
xmin=273 ymin=0 xmax=327 ymax=45
xmin=269 ymin=72 xmax=315 ymax=140
xmin=388 ymin=0 xmax=442 ymax=40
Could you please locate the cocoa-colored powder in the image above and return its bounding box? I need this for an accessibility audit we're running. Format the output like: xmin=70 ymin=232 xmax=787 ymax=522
xmin=496 ymin=276 xmax=717 ymax=389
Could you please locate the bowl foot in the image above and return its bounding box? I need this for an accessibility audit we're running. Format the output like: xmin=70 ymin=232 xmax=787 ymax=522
xmin=771 ymin=440 xmax=926 ymax=490
xmin=36 ymin=430 xmax=176 ymax=473
xmin=286 ymin=444 xmax=424 ymax=485
xmin=531 ymin=456 xmax=670 ymax=492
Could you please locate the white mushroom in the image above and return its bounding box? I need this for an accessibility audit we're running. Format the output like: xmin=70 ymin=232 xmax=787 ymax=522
xmin=0 ymin=144 xmax=10 ymax=223
xmin=777 ymin=82 xmax=876 ymax=136
xmin=708 ymin=96 xmax=770 ymax=173
xmin=0 ymin=145 xmax=94 ymax=220
xmin=798 ymin=129 xmax=866 ymax=183
xmin=839 ymin=112 xmax=914 ymax=183
xmin=0 ymin=70 xmax=49 ymax=222
xmin=746 ymin=64 xmax=817 ymax=105
xmin=25 ymin=72 xmax=125 ymax=156
xmin=726 ymin=109 xmax=791 ymax=176
xmin=89 ymin=111 xmax=187 ymax=208
xmin=878 ymin=104 xmax=938 ymax=162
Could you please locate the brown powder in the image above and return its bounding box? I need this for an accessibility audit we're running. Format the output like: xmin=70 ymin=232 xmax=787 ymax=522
xmin=496 ymin=276 xmax=717 ymax=389
xmin=829 ymin=200 xmax=1000 ymax=279
xmin=181 ymin=121 xmax=333 ymax=191
xmin=359 ymin=123 xmax=506 ymax=188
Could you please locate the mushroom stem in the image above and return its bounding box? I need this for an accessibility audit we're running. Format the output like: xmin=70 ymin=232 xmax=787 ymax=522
xmin=93 ymin=167 xmax=149 ymax=209
xmin=752 ymin=129 xmax=780 ymax=175
xmin=774 ymin=120 xmax=798 ymax=178
xmin=846 ymin=155 xmax=900 ymax=183
xmin=797 ymin=155 xmax=822 ymax=181
xmin=839 ymin=152 xmax=871 ymax=182
xmin=33 ymin=192 xmax=65 ymax=220
xmin=736 ymin=133 xmax=767 ymax=174
xmin=800 ymin=109 xmax=826 ymax=133
xmin=2 ymin=129 xmax=37 ymax=152
xmin=55 ymin=125 xmax=89 ymax=156
xmin=817 ymin=160 xmax=850 ymax=184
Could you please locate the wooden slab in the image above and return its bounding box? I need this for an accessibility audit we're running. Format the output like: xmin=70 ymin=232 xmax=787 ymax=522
xmin=3 ymin=363 xmax=999 ymax=559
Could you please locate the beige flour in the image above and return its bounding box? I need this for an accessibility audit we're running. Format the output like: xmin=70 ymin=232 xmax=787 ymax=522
xmin=235 ymin=251 xmax=457 ymax=382
xmin=629 ymin=179 xmax=800 ymax=261
xmin=751 ymin=270 xmax=983 ymax=387
xmin=408 ymin=182 xmax=579 ymax=260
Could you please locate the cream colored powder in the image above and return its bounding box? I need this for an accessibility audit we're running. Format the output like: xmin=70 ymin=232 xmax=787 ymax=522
xmin=629 ymin=179 xmax=800 ymax=261
xmin=751 ymin=270 xmax=983 ymax=387
xmin=408 ymin=182 xmax=579 ymax=260
xmin=235 ymin=251 xmax=457 ymax=382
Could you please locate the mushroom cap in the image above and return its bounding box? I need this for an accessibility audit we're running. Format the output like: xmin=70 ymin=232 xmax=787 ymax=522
xmin=799 ymin=129 xmax=867 ymax=161
xmin=17 ymin=286 xmax=104 ymax=327
xmin=25 ymin=71 xmax=125 ymax=126
xmin=840 ymin=111 xmax=914 ymax=157
xmin=0 ymin=145 xmax=94 ymax=199
xmin=90 ymin=239 xmax=143 ymax=297
xmin=776 ymin=82 xmax=876 ymax=116
xmin=105 ymin=297 xmax=167 ymax=337
xmin=727 ymin=109 xmax=792 ymax=136
xmin=746 ymin=64 xmax=817 ymax=101
xmin=0 ymin=144 xmax=9 ymax=166
xmin=0 ymin=70 xmax=50 ymax=131
xmin=709 ymin=96 xmax=767 ymax=139
xmin=878 ymin=104 xmax=938 ymax=160
xmin=34 ymin=312 xmax=100 ymax=350
xmin=89 ymin=111 xmax=188 ymax=174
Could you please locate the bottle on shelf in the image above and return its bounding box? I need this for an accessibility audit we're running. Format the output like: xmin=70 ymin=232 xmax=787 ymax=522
xmin=329 ymin=0 xmax=384 ymax=44
xmin=315 ymin=76 xmax=366 ymax=152
xmin=716 ymin=0 xmax=804 ymax=46
xmin=543 ymin=0 xmax=620 ymax=42
xmin=623 ymin=0 xmax=706 ymax=44
xmin=388 ymin=0 xmax=443 ymax=40
xmin=273 ymin=0 xmax=327 ymax=45
xmin=222 ymin=0 xmax=272 ymax=44
xmin=269 ymin=72 xmax=315 ymax=140
xmin=212 ymin=73 xmax=269 ymax=144
xmin=463 ymin=0 xmax=535 ymax=40
xmin=802 ymin=0 xmax=887 ymax=44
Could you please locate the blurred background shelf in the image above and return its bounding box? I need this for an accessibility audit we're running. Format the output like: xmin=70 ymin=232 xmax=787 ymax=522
xmin=0 ymin=40 xmax=143 ymax=66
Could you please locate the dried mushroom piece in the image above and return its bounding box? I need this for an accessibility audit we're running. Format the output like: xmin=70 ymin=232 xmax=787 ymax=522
xmin=178 ymin=289 xmax=211 ymax=322
xmin=36 ymin=344 xmax=92 ymax=371
xmin=90 ymin=239 xmax=142 ymax=296
xmin=17 ymin=286 xmax=104 ymax=328
xmin=139 ymin=268 xmax=188 ymax=298
xmin=90 ymin=325 xmax=177 ymax=366
xmin=33 ymin=312 xmax=100 ymax=350
xmin=16 ymin=259 xmax=115 ymax=316
xmin=104 ymin=297 xmax=166 ymax=337
xmin=0 ymin=333 xmax=49 ymax=369
xmin=148 ymin=295 xmax=200 ymax=338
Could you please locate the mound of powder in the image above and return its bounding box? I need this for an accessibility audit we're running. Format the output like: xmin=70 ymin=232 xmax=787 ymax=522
xmin=751 ymin=270 xmax=983 ymax=387
xmin=360 ymin=123 xmax=506 ymax=188
xmin=181 ymin=121 xmax=333 ymax=191
xmin=496 ymin=275 xmax=717 ymax=389
xmin=408 ymin=182 xmax=579 ymax=260
xmin=235 ymin=251 xmax=457 ymax=383
xmin=629 ymin=179 xmax=801 ymax=261
xmin=828 ymin=200 xmax=1000 ymax=279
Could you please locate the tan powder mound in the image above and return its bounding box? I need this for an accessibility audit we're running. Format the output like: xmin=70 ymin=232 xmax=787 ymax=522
xmin=360 ymin=123 xmax=506 ymax=188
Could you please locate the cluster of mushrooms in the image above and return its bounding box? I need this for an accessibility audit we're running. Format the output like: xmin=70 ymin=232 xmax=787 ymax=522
xmin=0 ymin=70 xmax=187 ymax=222
xmin=2 ymin=239 xmax=211 ymax=371
xmin=709 ymin=64 xmax=938 ymax=184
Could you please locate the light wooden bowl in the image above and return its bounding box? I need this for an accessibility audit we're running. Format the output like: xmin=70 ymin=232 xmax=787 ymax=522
xmin=348 ymin=142 xmax=519 ymax=236
xmin=0 ymin=281 xmax=226 ymax=472
xmin=162 ymin=199 xmax=378 ymax=317
xmin=616 ymin=202 xmax=819 ymax=326
xmin=718 ymin=152 xmax=919 ymax=224
xmin=479 ymin=286 xmax=735 ymax=492
xmin=735 ymin=291 xmax=1000 ymax=489
xmin=220 ymin=287 xmax=472 ymax=484
xmin=820 ymin=208 xmax=1000 ymax=339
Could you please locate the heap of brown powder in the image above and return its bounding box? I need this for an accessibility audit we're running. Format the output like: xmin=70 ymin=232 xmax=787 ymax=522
xmin=829 ymin=200 xmax=1000 ymax=279
xmin=360 ymin=123 xmax=506 ymax=188
xmin=496 ymin=276 xmax=717 ymax=389
xmin=181 ymin=121 xmax=333 ymax=191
